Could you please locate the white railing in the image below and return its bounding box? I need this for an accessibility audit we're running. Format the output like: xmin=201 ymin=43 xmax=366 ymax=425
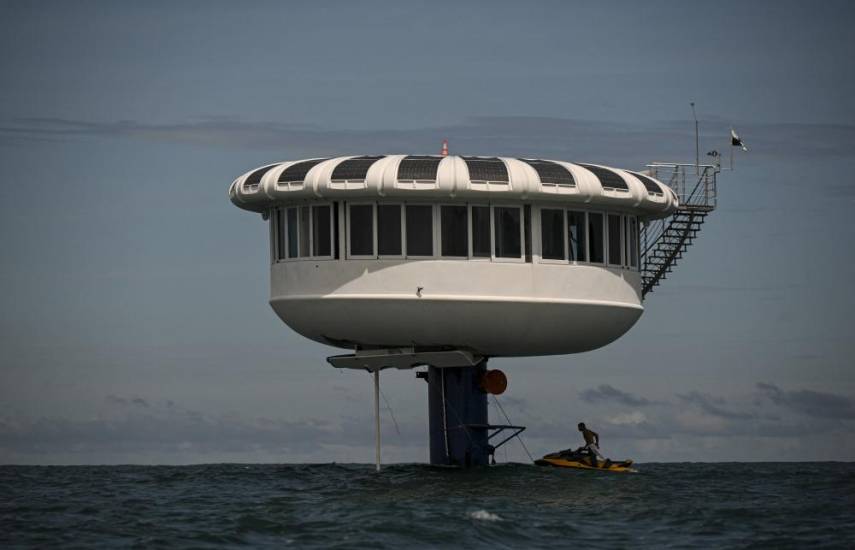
xmin=646 ymin=163 xmax=718 ymax=209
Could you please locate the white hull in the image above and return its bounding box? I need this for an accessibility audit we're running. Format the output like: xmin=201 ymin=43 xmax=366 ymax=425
xmin=269 ymin=260 xmax=642 ymax=356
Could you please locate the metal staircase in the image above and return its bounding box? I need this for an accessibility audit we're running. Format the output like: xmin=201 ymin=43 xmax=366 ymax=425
xmin=640 ymin=163 xmax=718 ymax=298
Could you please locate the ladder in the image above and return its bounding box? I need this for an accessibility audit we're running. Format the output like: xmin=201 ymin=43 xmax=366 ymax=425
xmin=640 ymin=163 xmax=718 ymax=298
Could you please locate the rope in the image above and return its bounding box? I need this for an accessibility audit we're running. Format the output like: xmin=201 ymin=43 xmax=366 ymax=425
xmin=378 ymin=386 xmax=401 ymax=436
xmin=427 ymin=369 xmax=475 ymax=460
xmin=492 ymin=395 xmax=534 ymax=462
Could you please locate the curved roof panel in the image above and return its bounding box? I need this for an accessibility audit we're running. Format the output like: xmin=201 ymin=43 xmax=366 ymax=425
xmin=462 ymin=156 xmax=508 ymax=183
xmin=230 ymin=155 xmax=678 ymax=220
xmin=519 ymin=158 xmax=576 ymax=186
xmin=278 ymin=158 xmax=329 ymax=184
xmin=331 ymin=155 xmax=385 ymax=181
xmin=576 ymin=163 xmax=629 ymax=191
xmin=242 ymin=163 xmax=280 ymax=191
xmin=398 ymin=155 xmax=442 ymax=182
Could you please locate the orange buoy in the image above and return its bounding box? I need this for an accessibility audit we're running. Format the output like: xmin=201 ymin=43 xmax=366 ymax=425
xmin=479 ymin=369 xmax=507 ymax=395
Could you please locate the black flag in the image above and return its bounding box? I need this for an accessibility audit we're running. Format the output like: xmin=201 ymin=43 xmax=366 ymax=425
xmin=731 ymin=128 xmax=748 ymax=151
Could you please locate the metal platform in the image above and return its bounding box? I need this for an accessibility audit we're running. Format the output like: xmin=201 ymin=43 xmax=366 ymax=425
xmin=326 ymin=348 xmax=482 ymax=372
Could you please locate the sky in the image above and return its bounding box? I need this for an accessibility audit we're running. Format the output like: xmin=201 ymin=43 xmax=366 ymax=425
xmin=1 ymin=0 xmax=854 ymax=464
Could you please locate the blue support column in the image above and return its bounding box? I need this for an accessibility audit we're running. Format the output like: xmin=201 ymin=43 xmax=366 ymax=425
xmin=427 ymin=362 xmax=489 ymax=467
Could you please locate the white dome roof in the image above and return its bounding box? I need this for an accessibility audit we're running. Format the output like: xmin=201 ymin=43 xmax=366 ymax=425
xmin=229 ymin=155 xmax=678 ymax=219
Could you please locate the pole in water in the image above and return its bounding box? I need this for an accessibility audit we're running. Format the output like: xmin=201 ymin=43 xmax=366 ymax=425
xmin=374 ymin=369 xmax=381 ymax=472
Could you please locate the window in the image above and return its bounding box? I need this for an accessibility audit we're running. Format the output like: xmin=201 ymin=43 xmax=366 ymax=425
xmin=276 ymin=209 xmax=287 ymax=260
xmin=629 ymin=216 xmax=639 ymax=268
xmin=243 ymin=164 xmax=279 ymax=191
xmin=312 ymin=205 xmax=332 ymax=257
xmin=540 ymin=208 xmax=565 ymax=260
xmin=378 ymin=204 xmax=402 ymax=256
xmin=279 ymin=158 xmax=328 ymax=185
xmin=287 ymin=207 xmax=299 ymax=258
xmin=462 ymin=157 xmax=508 ymax=182
xmin=568 ymin=211 xmax=586 ymax=262
xmin=331 ymin=156 xmax=384 ymax=181
xmin=578 ymin=163 xmax=629 ymax=191
xmin=588 ymin=212 xmax=604 ymax=263
xmin=524 ymin=205 xmax=531 ymax=263
xmin=299 ymin=206 xmax=310 ymax=257
xmin=405 ymin=205 xmax=433 ymax=256
xmin=273 ymin=204 xmax=334 ymax=260
xmin=631 ymin=172 xmax=663 ymax=196
xmin=441 ymin=205 xmax=468 ymax=257
xmin=333 ymin=203 xmax=340 ymax=259
xmin=398 ymin=156 xmax=442 ymax=182
xmin=471 ymin=206 xmax=491 ymax=258
xmin=519 ymin=159 xmax=576 ymax=186
xmin=349 ymin=204 xmax=374 ymax=256
xmin=494 ymin=206 xmax=522 ymax=259
xmin=608 ymin=214 xmax=622 ymax=266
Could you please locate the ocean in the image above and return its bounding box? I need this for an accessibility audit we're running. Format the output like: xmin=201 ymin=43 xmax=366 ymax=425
xmin=2 ymin=463 xmax=854 ymax=548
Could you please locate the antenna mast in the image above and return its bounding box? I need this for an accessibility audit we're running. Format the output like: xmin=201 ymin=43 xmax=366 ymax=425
xmin=691 ymin=102 xmax=699 ymax=175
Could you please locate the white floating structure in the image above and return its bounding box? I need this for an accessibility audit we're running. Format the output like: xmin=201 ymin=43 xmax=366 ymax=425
xmin=230 ymin=155 xmax=679 ymax=357
xmin=230 ymin=153 xmax=719 ymax=467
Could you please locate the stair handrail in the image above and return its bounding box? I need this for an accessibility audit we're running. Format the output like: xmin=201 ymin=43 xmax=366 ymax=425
xmin=639 ymin=162 xmax=720 ymax=297
xmin=646 ymin=162 xmax=718 ymax=209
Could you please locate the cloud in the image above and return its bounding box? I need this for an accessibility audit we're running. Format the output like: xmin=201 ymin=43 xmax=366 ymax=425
xmin=579 ymin=384 xmax=652 ymax=407
xmin=2 ymin=116 xmax=852 ymax=164
xmin=756 ymin=383 xmax=855 ymax=420
xmin=4 ymin=384 xmax=855 ymax=463
xmin=0 ymin=395 xmax=423 ymax=463
xmin=607 ymin=411 xmax=648 ymax=426
xmin=105 ymin=394 xmax=149 ymax=408
xmin=676 ymin=391 xmax=755 ymax=420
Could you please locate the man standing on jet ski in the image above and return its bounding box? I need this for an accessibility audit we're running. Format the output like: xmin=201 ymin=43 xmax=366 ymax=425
xmin=578 ymin=422 xmax=606 ymax=467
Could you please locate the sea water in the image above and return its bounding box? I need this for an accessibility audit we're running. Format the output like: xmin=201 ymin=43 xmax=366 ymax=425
xmin=2 ymin=463 xmax=854 ymax=548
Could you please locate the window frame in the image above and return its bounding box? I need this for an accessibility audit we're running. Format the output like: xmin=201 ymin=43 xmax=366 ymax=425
xmin=272 ymin=204 xmax=337 ymax=262
xmin=346 ymin=202 xmax=377 ymax=259
xmin=310 ymin=204 xmax=335 ymax=260
xmin=275 ymin=208 xmax=286 ymax=262
xmin=439 ymin=203 xmax=470 ymax=259
xmin=403 ymin=202 xmax=437 ymax=259
xmin=627 ymin=215 xmax=639 ymax=269
xmin=285 ymin=206 xmax=299 ymax=260
xmin=607 ymin=213 xmax=624 ymax=268
xmin=468 ymin=203 xmax=492 ymax=261
xmin=622 ymin=214 xmax=630 ymax=268
xmin=587 ymin=211 xmax=606 ymax=265
xmin=269 ymin=209 xmax=278 ymax=264
xmin=566 ymin=209 xmax=588 ymax=264
xmin=538 ymin=206 xmax=568 ymax=264
xmin=376 ymin=202 xmax=405 ymax=259
xmin=491 ymin=203 xmax=525 ymax=263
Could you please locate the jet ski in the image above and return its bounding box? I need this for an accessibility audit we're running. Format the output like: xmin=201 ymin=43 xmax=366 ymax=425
xmin=535 ymin=447 xmax=634 ymax=472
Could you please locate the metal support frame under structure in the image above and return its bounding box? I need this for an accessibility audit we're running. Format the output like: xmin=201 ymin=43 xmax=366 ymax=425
xmin=327 ymin=348 xmax=526 ymax=467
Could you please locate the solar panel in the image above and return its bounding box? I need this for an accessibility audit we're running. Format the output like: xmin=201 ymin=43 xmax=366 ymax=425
xmin=462 ymin=157 xmax=508 ymax=182
xmin=278 ymin=158 xmax=329 ymax=184
xmin=577 ymin=163 xmax=629 ymax=191
xmin=331 ymin=156 xmax=385 ymax=181
xmin=397 ymin=156 xmax=442 ymax=181
xmin=519 ymin=159 xmax=576 ymax=186
xmin=629 ymin=171 xmax=664 ymax=195
xmin=243 ymin=164 xmax=280 ymax=189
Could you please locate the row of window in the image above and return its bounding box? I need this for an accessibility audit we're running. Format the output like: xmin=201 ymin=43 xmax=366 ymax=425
xmin=270 ymin=202 xmax=640 ymax=269
xmin=270 ymin=205 xmax=335 ymax=260
xmin=540 ymin=208 xmax=639 ymax=268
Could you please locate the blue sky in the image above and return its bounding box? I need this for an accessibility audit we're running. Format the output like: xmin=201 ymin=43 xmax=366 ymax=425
xmin=1 ymin=0 xmax=854 ymax=464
